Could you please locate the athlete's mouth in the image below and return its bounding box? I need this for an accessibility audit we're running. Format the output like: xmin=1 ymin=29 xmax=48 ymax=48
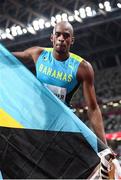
xmin=56 ymin=44 xmax=65 ymax=48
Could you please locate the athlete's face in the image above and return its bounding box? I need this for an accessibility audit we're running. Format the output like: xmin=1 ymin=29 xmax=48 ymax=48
xmin=51 ymin=23 xmax=74 ymax=54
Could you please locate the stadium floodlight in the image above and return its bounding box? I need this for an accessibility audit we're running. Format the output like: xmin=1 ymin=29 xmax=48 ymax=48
xmin=85 ymin=6 xmax=93 ymax=17
xmin=74 ymin=10 xmax=82 ymax=22
xmin=104 ymin=1 xmax=111 ymax=11
xmin=27 ymin=25 xmax=36 ymax=34
xmin=32 ymin=20 xmax=40 ymax=31
xmin=11 ymin=26 xmax=17 ymax=36
xmin=113 ymin=103 xmax=119 ymax=107
xmin=5 ymin=28 xmax=11 ymax=34
xmin=103 ymin=105 xmax=107 ymax=109
xmin=45 ymin=22 xmax=51 ymax=28
xmin=74 ymin=10 xmax=80 ymax=16
xmin=117 ymin=3 xmax=121 ymax=8
xmin=55 ymin=14 xmax=62 ymax=22
xmin=68 ymin=15 xmax=74 ymax=22
xmin=74 ymin=14 xmax=82 ymax=22
xmin=0 ymin=29 xmax=8 ymax=40
xmin=38 ymin=19 xmax=44 ymax=24
xmin=5 ymin=28 xmax=13 ymax=39
xmin=16 ymin=25 xmax=23 ymax=35
xmin=51 ymin=16 xmax=56 ymax=21
xmin=51 ymin=16 xmax=56 ymax=27
xmin=79 ymin=8 xmax=86 ymax=18
xmin=2 ymin=2 xmax=118 ymax=41
xmin=107 ymin=101 xmax=113 ymax=106
xmin=51 ymin=20 xmax=56 ymax=26
xmin=22 ymin=28 xmax=27 ymax=34
xmin=6 ymin=33 xmax=14 ymax=40
xmin=38 ymin=19 xmax=45 ymax=29
xmin=61 ymin=13 xmax=68 ymax=21
xmin=99 ymin=3 xmax=104 ymax=9
xmin=1 ymin=33 xmax=6 ymax=39
xmin=79 ymin=109 xmax=83 ymax=113
xmin=5 ymin=28 xmax=14 ymax=40
xmin=85 ymin=106 xmax=88 ymax=110
xmin=104 ymin=1 xmax=110 ymax=6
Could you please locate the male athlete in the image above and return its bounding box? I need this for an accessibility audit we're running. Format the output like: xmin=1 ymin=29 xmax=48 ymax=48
xmin=13 ymin=21 xmax=107 ymax=144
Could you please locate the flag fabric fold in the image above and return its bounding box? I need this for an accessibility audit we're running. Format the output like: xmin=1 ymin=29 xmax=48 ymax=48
xmin=0 ymin=44 xmax=108 ymax=179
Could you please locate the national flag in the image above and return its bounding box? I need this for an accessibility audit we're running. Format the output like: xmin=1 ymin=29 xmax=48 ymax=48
xmin=0 ymin=44 xmax=108 ymax=179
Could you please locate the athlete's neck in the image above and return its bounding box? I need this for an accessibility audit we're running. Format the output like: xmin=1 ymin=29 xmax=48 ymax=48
xmin=52 ymin=49 xmax=69 ymax=61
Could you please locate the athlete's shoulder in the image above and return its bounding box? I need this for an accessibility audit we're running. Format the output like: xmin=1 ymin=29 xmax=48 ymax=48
xmin=33 ymin=47 xmax=53 ymax=56
xmin=25 ymin=46 xmax=52 ymax=63
xmin=81 ymin=59 xmax=93 ymax=69
xmin=44 ymin=47 xmax=53 ymax=52
xmin=23 ymin=46 xmax=43 ymax=57
xmin=69 ymin=52 xmax=84 ymax=63
xmin=77 ymin=60 xmax=94 ymax=82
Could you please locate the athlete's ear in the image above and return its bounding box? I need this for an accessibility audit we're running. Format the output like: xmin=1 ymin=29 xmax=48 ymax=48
xmin=71 ymin=36 xmax=75 ymax=45
xmin=50 ymin=34 xmax=54 ymax=42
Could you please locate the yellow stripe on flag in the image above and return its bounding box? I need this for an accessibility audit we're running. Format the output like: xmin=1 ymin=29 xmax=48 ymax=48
xmin=0 ymin=109 xmax=24 ymax=128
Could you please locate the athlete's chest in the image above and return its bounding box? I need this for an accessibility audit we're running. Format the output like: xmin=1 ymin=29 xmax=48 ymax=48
xmin=35 ymin=51 xmax=79 ymax=102
xmin=36 ymin=53 xmax=75 ymax=85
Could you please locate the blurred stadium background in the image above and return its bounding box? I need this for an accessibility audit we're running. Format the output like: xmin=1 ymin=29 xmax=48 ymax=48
xmin=0 ymin=0 xmax=121 ymax=163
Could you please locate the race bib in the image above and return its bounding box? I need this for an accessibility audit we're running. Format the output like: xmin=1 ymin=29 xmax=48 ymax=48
xmin=44 ymin=84 xmax=67 ymax=102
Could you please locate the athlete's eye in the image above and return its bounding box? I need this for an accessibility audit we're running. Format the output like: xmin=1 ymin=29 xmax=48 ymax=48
xmin=55 ymin=32 xmax=61 ymax=37
xmin=63 ymin=33 xmax=70 ymax=39
xmin=55 ymin=32 xmax=70 ymax=39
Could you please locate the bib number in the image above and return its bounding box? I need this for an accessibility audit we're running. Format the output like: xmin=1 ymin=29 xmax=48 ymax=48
xmin=44 ymin=84 xmax=67 ymax=102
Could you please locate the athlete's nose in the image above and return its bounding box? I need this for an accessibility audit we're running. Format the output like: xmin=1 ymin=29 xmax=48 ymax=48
xmin=58 ymin=34 xmax=64 ymax=42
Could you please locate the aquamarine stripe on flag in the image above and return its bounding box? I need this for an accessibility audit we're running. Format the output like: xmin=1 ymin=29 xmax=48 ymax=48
xmin=0 ymin=44 xmax=103 ymax=153
xmin=0 ymin=171 xmax=3 ymax=180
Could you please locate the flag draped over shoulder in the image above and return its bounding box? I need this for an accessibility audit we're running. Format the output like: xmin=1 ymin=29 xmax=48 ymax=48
xmin=0 ymin=44 xmax=107 ymax=179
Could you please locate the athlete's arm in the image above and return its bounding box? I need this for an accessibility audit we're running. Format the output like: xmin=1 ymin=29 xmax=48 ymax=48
xmin=13 ymin=46 xmax=44 ymax=63
xmin=77 ymin=60 xmax=107 ymax=144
